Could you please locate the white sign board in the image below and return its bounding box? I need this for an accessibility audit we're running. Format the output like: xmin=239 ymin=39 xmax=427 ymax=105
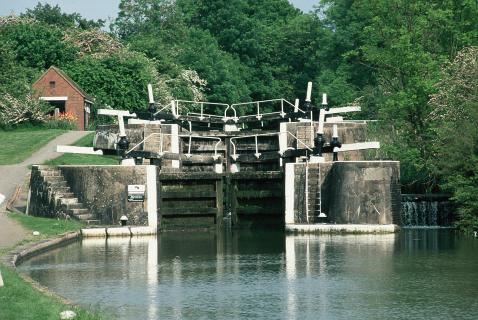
xmin=127 ymin=185 xmax=146 ymax=202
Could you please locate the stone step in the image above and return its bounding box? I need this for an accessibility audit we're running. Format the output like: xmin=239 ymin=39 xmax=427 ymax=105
xmin=43 ymin=176 xmax=64 ymax=182
xmin=47 ymin=181 xmax=68 ymax=188
xmin=67 ymin=208 xmax=89 ymax=215
xmin=59 ymin=192 xmax=75 ymax=198
xmin=66 ymin=203 xmax=84 ymax=210
xmin=76 ymin=213 xmax=95 ymax=220
xmin=86 ymin=219 xmax=101 ymax=225
xmin=50 ymin=186 xmax=70 ymax=193
xmin=40 ymin=170 xmax=62 ymax=177
xmin=59 ymin=197 xmax=79 ymax=205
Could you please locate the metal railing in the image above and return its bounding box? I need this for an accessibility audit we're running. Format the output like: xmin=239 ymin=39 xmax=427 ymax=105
xmin=126 ymin=132 xmax=222 ymax=159
xmin=229 ymin=131 xmax=313 ymax=160
xmin=153 ymin=98 xmax=303 ymax=123
xmin=231 ymin=99 xmax=304 ymax=121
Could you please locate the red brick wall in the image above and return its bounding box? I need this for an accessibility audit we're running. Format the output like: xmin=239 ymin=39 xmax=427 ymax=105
xmin=33 ymin=69 xmax=85 ymax=130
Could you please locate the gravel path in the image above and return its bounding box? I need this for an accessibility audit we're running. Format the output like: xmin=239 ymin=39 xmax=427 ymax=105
xmin=0 ymin=130 xmax=91 ymax=249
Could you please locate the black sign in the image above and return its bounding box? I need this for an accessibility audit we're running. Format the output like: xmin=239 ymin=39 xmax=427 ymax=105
xmin=128 ymin=194 xmax=145 ymax=202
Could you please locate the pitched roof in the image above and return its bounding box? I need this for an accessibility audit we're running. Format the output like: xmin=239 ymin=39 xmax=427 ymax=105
xmin=34 ymin=66 xmax=95 ymax=103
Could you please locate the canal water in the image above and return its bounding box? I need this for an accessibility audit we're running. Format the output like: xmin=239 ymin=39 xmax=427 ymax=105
xmin=18 ymin=229 xmax=478 ymax=319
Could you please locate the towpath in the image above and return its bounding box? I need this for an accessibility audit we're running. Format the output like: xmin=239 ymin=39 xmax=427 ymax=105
xmin=0 ymin=130 xmax=91 ymax=249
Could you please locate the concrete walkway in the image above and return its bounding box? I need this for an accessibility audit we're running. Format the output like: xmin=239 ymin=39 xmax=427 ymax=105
xmin=0 ymin=131 xmax=91 ymax=249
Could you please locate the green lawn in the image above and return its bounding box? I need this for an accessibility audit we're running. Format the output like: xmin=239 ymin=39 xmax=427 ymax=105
xmin=8 ymin=212 xmax=85 ymax=238
xmin=44 ymin=133 xmax=118 ymax=165
xmin=0 ymin=129 xmax=65 ymax=165
xmin=0 ymin=266 xmax=101 ymax=320
xmin=0 ymin=213 xmax=103 ymax=320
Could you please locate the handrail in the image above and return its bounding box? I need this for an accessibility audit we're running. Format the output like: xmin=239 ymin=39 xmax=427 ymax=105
xmin=231 ymin=99 xmax=304 ymax=120
xmin=153 ymin=98 xmax=305 ymax=123
xmin=126 ymin=132 xmax=222 ymax=159
xmin=229 ymin=131 xmax=313 ymax=160
xmin=223 ymin=105 xmax=238 ymax=122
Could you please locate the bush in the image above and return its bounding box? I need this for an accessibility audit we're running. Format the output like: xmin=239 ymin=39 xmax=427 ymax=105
xmin=0 ymin=93 xmax=52 ymax=126
xmin=43 ymin=111 xmax=78 ymax=130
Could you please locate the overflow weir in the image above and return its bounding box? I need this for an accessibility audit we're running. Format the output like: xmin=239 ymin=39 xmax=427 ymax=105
xmin=29 ymin=86 xmax=402 ymax=234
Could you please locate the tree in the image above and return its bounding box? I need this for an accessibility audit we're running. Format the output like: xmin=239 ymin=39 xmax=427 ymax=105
xmin=0 ymin=41 xmax=39 ymax=97
xmin=0 ymin=19 xmax=78 ymax=69
xmin=319 ymin=0 xmax=478 ymax=191
xmin=428 ymin=47 xmax=478 ymax=232
xmin=22 ymin=3 xmax=104 ymax=29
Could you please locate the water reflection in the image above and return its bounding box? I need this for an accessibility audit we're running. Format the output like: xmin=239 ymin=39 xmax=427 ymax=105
xmin=19 ymin=230 xmax=478 ymax=320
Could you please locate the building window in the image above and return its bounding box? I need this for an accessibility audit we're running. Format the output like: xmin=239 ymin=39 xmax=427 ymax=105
xmin=49 ymin=81 xmax=55 ymax=88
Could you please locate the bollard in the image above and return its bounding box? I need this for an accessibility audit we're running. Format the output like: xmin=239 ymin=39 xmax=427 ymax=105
xmin=0 ymin=270 xmax=4 ymax=287
xmin=120 ymin=215 xmax=128 ymax=226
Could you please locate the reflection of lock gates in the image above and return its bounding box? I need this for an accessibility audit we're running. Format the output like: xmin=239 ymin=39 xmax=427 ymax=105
xmin=127 ymin=185 xmax=146 ymax=202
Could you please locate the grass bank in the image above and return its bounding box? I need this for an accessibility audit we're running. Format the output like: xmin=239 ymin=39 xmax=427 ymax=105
xmin=44 ymin=133 xmax=117 ymax=165
xmin=8 ymin=212 xmax=84 ymax=238
xmin=0 ymin=213 xmax=103 ymax=320
xmin=0 ymin=128 xmax=65 ymax=164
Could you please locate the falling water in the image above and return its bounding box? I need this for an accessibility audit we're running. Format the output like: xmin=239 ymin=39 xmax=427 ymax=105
xmin=401 ymin=195 xmax=453 ymax=226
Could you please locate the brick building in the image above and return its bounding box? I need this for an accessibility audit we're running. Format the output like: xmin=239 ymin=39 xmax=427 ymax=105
xmin=33 ymin=66 xmax=94 ymax=130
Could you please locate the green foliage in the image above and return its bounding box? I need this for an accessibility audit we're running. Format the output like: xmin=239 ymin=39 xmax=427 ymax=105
xmin=22 ymin=3 xmax=104 ymax=29
xmin=428 ymin=47 xmax=478 ymax=232
xmin=0 ymin=21 xmax=78 ymax=69
xmin=0 ymin=42 xmax=39 ymax=97
xmin=63 ymin=51 xmax=158 ymax=111
xmin=42 ymin=119 xmax=78 ymax=130
xmin=319 ymin=0 xmax=478 ymax=191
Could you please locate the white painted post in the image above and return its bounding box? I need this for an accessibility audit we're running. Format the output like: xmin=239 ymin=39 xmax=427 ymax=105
xmin=118 ymin=115 xmax=126 ymax=137
xmin=147 ymin=84 xmax=154 ymax=104
xmin=0 ymin=270 xmax=4 ymax=287
xmin=279 ymin=122 xmax=288 ymax=156
xmin=294 ymin=99 xmax=299 ymax=113
xmin=318 ymin=109 xmax=325 ymax=134
xmin=322 ymin=93 xmax=327 ymax=105
xmin=333 ymin=124 xmax=338 ymax=138
xmin=171 ymin=100 xmax=178 ymax=118
xmin=306 ymin=82 xmax=312 ymax=102
xmin=146 ymin=165 xmax=158 ymax=229
xmin=171 ymin=124 xmax=180 ymax=168
xmin=285 ymin=163 xmax=296 ymax=224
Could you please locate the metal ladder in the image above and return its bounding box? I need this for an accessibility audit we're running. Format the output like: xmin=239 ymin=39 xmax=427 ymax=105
xmin=315 ymin=164 xmax=327 ymax=219
xmin=305 ymin=162 xmax=326 ymax=223
xmin=305 ymin=160 xmax=309 ymax=223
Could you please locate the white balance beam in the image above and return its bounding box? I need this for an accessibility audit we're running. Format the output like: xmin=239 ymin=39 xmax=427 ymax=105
xmin=325 ymin=106 xmax=361 ymax=115
xmin=56 ymin=145 xmax=104 ymax=155
xmin=334 ymin=142 xmax=380 ymax=152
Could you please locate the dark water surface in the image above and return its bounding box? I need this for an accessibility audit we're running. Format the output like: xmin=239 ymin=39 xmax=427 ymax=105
xmin=18 ymin=230 xmax=478 ymax=319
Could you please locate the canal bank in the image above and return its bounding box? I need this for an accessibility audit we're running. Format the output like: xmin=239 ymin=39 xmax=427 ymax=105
xmin=0 ymin=212 xmax=104 ymax=320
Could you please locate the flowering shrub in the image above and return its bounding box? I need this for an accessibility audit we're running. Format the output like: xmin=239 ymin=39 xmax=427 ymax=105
xmin=45 ymin=111 xmax=78 ymax=129
xmin=0 ymin=93 xmax=50 ymax=126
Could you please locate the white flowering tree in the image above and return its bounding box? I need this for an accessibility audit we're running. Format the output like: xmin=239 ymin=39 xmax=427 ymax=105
xmin=0 ymin=94 xmax=51 ymax=125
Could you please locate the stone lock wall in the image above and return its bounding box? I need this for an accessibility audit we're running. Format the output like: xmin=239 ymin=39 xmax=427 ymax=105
xmin=29 ymin=165 xmax=157 ymax=226
xmin=60 ymin=166 xmax=151 ymax=225
xmin=285 ymin=161 xmax=401 ymax=225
